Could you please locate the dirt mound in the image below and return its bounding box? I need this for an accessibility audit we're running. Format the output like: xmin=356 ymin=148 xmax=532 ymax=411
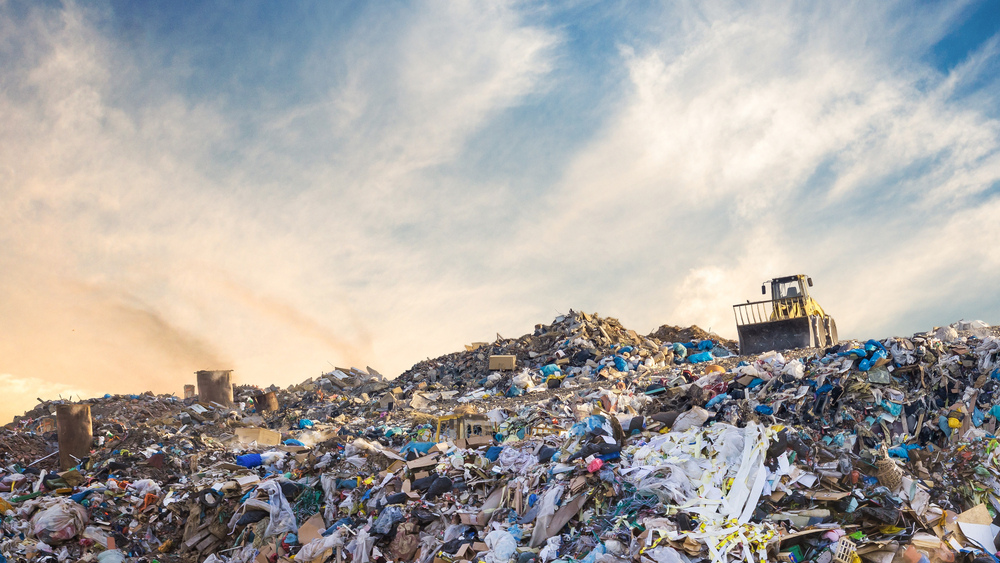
xmin=648 ymin=324 xmax=736 ymax=348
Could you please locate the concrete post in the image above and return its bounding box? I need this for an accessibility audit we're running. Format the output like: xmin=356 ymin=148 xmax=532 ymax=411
xmin=254 ymin=391 xmax=279 ymax=412
xmin=196 ymin=370 xmax=234 ymax=406
xmin=56 ymin=404 xmax=92 ymax=471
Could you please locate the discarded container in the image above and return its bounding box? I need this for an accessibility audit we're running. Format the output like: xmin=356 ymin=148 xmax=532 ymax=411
xmin=196 ymin=369 xmax=234 ymax=406
xmin=875 ymin=447 xmax=902 ymax=491
xmin=254 ymin=391 xmax=279 ymax=412
xmin=183 ymin=384 xmax=196 ymax=399
xmin=56 ymin=404 xmax=92 ymax=471
xmin=831 ymin=537 xmax=857 ymax=563
xmin=489 ymin=355 xmax=517 ymax=371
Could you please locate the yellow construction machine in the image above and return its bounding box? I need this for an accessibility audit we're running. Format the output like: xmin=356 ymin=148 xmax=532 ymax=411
xmin=732 ymin=274 xmax=838 ymax=355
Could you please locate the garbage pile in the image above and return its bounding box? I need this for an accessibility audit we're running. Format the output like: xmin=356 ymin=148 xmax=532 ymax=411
xmin=1 ymin=314 xmax=999 ymax=563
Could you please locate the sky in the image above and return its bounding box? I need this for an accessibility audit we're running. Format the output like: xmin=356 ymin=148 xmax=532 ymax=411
xmin=2 ymin=0 xmax=1000 ymax=423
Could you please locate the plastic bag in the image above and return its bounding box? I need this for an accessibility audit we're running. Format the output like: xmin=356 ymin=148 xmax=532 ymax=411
xmin=484 ymin=530 xmax=517 ymax=563
xmin=30 ymin=498 xmax=88 ymax=544
xmin=130 ymin=479 xmax=161 ymax=497
xmin=256 ymin=480 xmax=297 ymax=538
xmin=96 ymin=550 xmax=125 ymax=563
xmin=671 ymin=407 xmax=710 ymax=432
xmin=687 ymin=352 xmax=713 ymax=364
xmin=539 ymin=536 xmax=562 ymax=563
xmin=349 ymin=527 xmax=375 ymax=563
xmin=643 ymin=546 xmax=683 ymax=563
xmin=512 ymin=371 xmax=534 ymax=390
xmin=781 ymin=360 xmax=805 ymax=378
xmin=298 ymin=527 xmax=346 ymax=563
xmin=373 ymin=505 xmax=403 ymax=535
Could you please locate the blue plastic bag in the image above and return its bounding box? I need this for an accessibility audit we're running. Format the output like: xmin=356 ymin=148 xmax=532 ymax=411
xmin=399 ymin=441 xmax=435 ymax=456
xmin=688 ymin=351 xmax=713 ymax=363
xmin=705 ymin=393 xmax=728 ymax=408
xmin=881 ymin=401 xmax=902 ymax=417
xmin=484 ymin=446 xmax=503 ymax=462
xmin=236 ymin=453 xmax=263 ymax=468
xmin=613 ymin=356 xmax=629 ymax=372
xmin=540 ymin=364 xmax=561 ymax=378
xmin=859 ymin=349 xmax=888 ymax=371
xmin=672 ymin=343 xmax=687 ymax=359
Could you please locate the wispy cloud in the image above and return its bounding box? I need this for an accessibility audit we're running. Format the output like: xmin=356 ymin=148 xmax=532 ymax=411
xmin=0 ymin=0 xmax=559 ymax=421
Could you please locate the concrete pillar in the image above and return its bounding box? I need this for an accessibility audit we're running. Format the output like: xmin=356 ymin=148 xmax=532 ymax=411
xmin=196 ymin=370 xmax=234 ymax=406
xmin=183 ymin=384 xmax=196 ymax=399
xmin=254 ymin=391 xmax=279 ymax=412
xmin=56 ymin=404 xmax=92 ymax=470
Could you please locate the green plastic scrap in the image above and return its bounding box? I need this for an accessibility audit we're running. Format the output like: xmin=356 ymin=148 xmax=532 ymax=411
xmin=10 ymin=491 xmax=43 ymax=503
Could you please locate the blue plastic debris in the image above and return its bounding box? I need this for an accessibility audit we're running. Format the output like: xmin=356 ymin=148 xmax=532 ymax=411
xmin=688 ymin=351 xmax=714 ymax=363
xmin=236 ymin=453 xmax=263 ymax=468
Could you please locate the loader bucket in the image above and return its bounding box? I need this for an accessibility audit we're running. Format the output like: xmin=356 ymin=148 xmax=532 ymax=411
xmin=736 ymin=316 xmax=828 ymax=355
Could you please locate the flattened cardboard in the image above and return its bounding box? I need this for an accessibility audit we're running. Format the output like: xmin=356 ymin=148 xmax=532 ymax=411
xmin=298 ymin=513 xmax=326 ymax=545
xmin=401 ymin=479 xmax=420 ymax=499
xmin=957 ymin=504 xmax=993 ymax=525
xmin=547 ymin=492 xmax=589 ymax=537
xmin=406 ymin=454 xmax=440 ymax=470
xmin=465 ymin=436 xmax=492 ymax=447
xmin=803 ymin=491 xmax=850 ymax=501
xmin=235 ymin=427 xmax=281 ymax=446
xmin=460 ymin=512 xmax=486 ymax=527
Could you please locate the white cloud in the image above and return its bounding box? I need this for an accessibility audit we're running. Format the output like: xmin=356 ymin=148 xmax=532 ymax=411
xmin=0 ymin=1 xmax=559 ymax=423
xmin=507 ymin=1 xmax=1000 ymax=343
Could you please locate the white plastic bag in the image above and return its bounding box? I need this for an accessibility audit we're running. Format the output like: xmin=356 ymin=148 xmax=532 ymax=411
xmin=30 ymin=498 xmax=88 ymax=544
xmin=483 ymin=530 xmax=517 ymax=563
xmin=512 ymin=371 xmax=534 ymax=390
xmin=297 ymin=527 xmax=346 ymax=563
xmin=671 ymin=407 xmax=710 ymax=432
xmin=256 ymin=480 xmax=297 ymax=538
xmin=539 ymin=536 xmax=562 ymax=562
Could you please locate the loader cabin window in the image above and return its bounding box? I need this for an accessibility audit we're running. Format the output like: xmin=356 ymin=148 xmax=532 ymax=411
xmin=776 ymin=281 xmax=803 ymax=299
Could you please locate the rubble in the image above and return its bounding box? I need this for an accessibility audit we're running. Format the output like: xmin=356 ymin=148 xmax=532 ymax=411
xmin=1 ymin=313 xmax=999 ymax=563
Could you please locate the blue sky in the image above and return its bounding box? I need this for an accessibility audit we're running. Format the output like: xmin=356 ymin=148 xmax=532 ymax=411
xmin=1 ymin=0 xmax=999 ymax=421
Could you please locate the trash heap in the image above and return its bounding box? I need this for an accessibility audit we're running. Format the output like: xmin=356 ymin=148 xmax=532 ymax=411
xmin=1 ymin=313 xmax=999 ymax=563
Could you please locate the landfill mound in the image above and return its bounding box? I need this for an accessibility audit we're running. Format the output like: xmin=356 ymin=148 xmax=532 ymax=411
xmin=647 ymin=324 xmax=736 ymax=350
xmin=1 ymin=315 xmax=1000 ymax=563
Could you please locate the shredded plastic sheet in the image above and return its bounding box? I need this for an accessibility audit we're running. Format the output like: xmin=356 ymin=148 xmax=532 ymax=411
xmin=624 ymin=423 xmax=774 ymax=563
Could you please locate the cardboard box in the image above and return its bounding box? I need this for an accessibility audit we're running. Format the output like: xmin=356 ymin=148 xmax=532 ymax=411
xmin=459 ymin=512 xmax=487 ymax=527
xmin=235 ymin=427 xmax=281 ymax=446
xmin=488 ymin=355 xmax=516 ymax=371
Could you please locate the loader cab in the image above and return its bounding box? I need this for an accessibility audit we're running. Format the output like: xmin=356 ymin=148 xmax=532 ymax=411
xmin=763 ymin=275 xmax=813 ymax=300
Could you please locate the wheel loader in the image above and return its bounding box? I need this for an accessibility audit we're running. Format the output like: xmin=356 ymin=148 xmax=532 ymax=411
xmin=732 ymin=274 xmax=838 ymax=355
